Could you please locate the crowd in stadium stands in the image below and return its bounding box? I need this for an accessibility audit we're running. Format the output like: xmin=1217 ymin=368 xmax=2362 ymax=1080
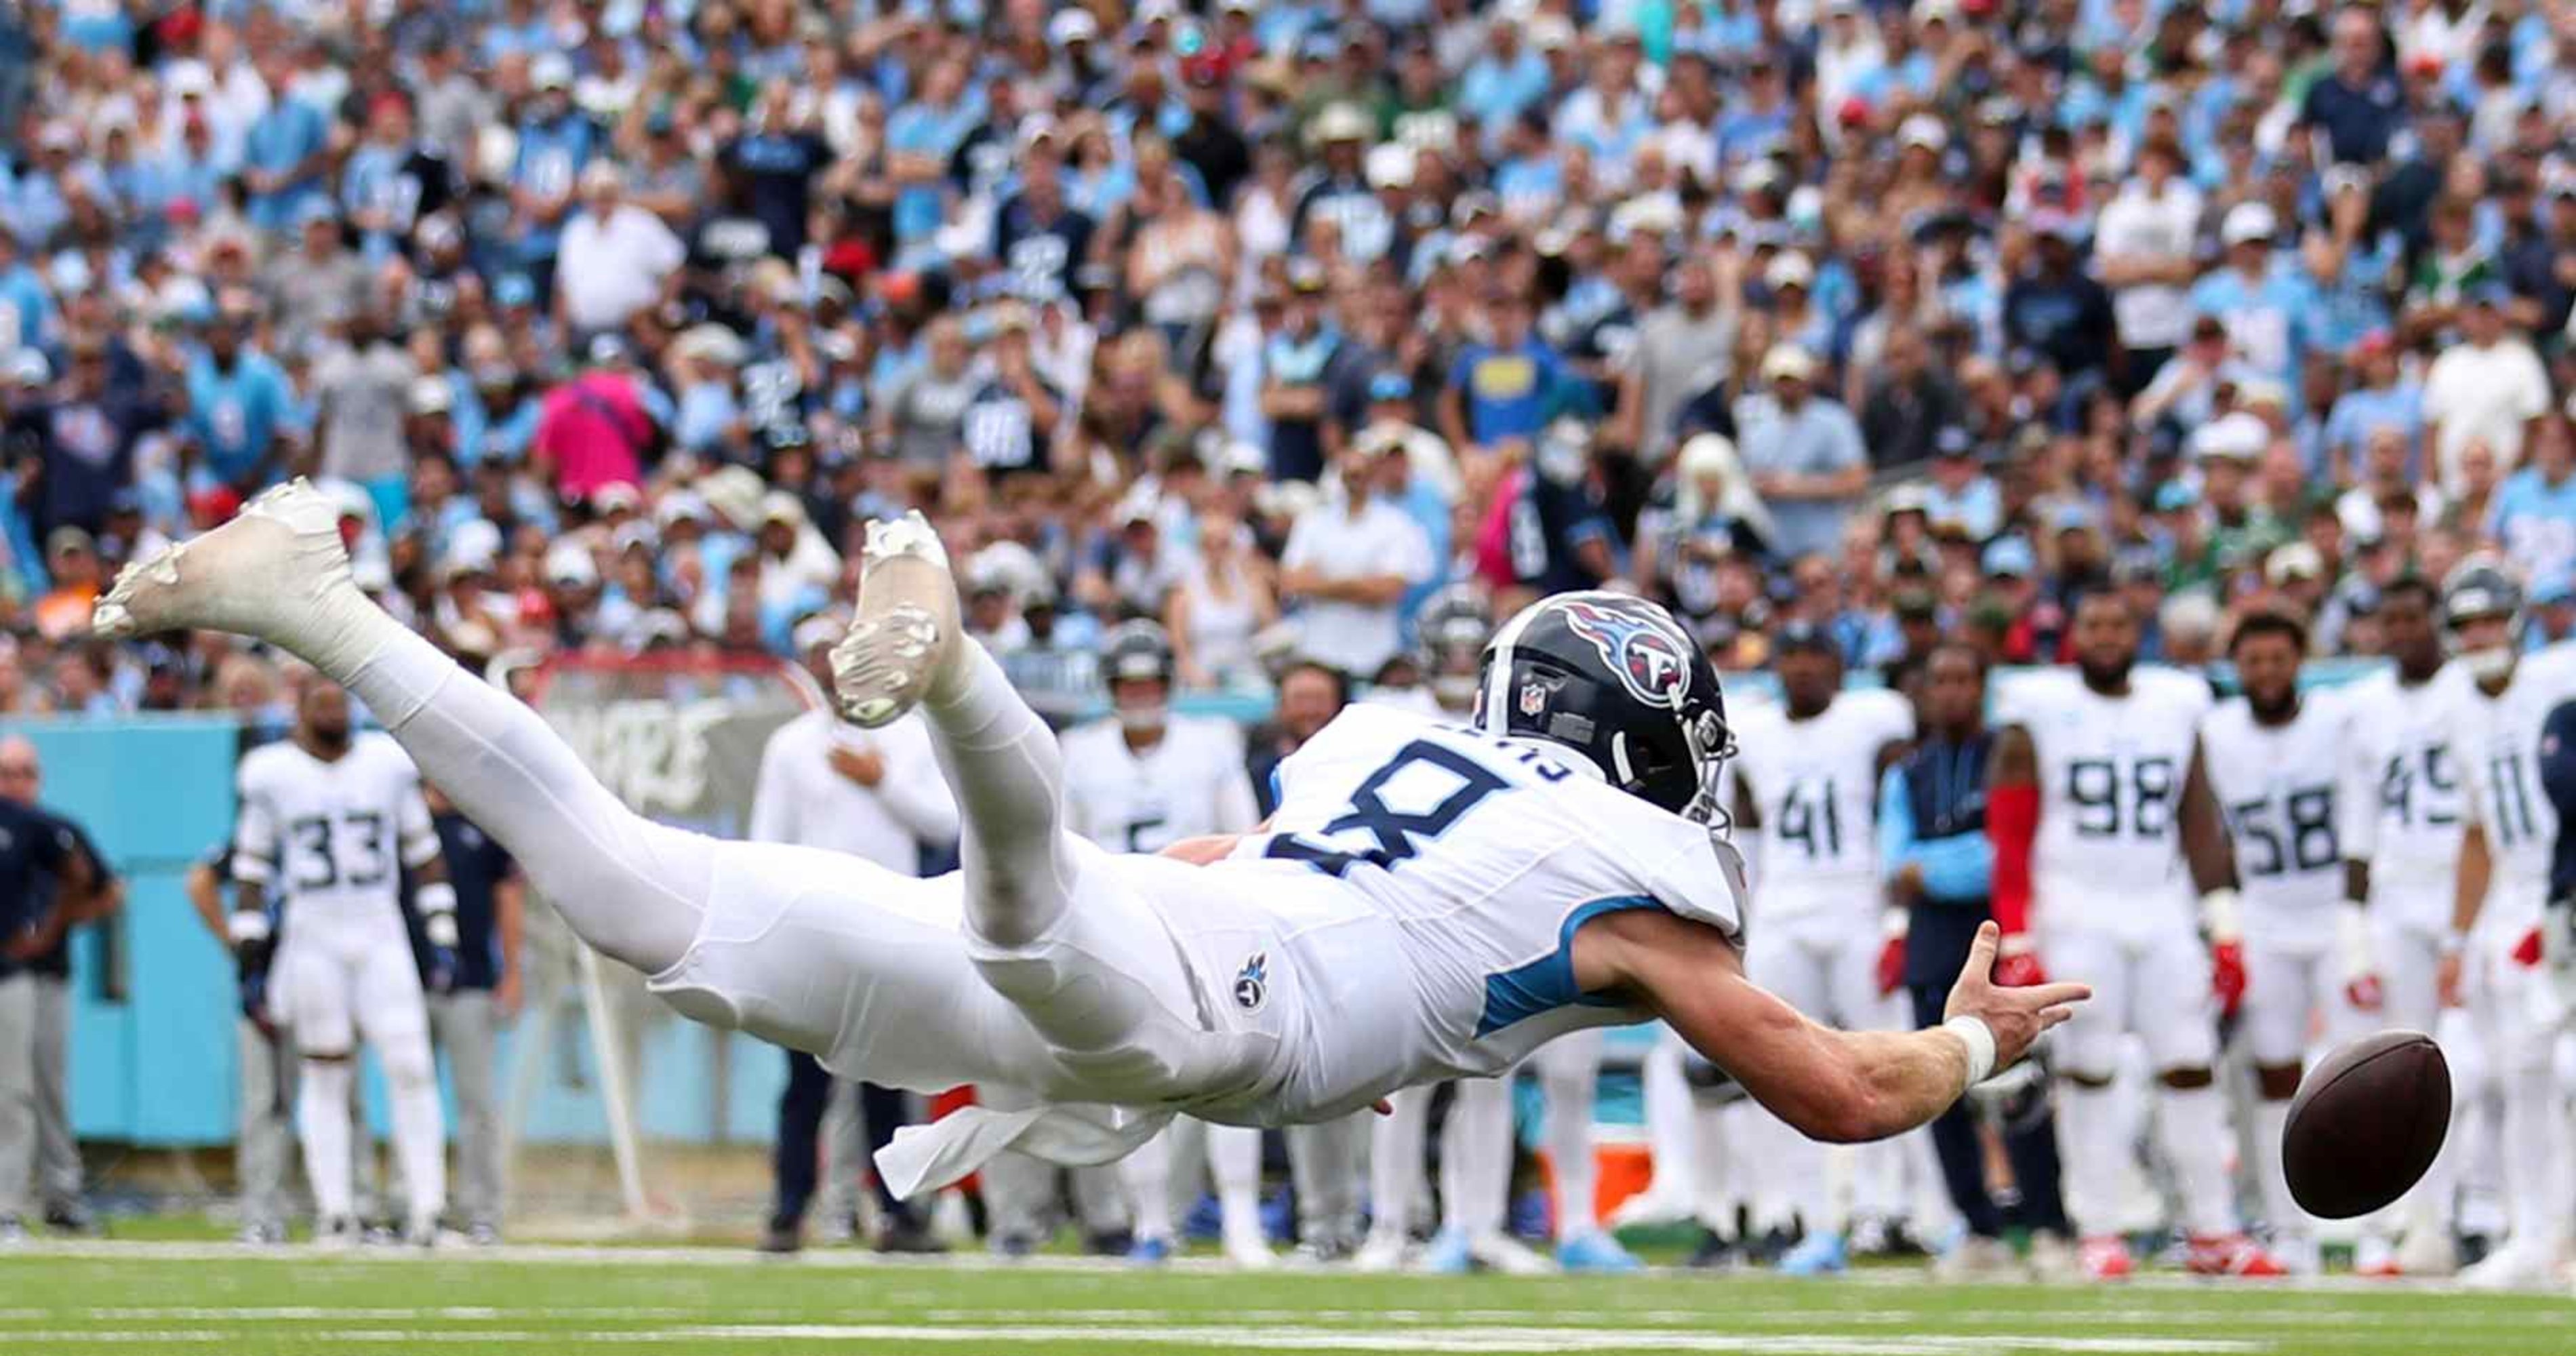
xmin=0 ymin=0 xmax=2571 ymax=712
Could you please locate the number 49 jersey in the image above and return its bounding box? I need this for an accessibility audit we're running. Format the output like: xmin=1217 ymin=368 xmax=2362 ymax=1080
xmin=1729 ymin=690 xmax=1914 ymax=919
xmin=2337 ymin=664 xmax=2468 ymax=906
xmin=233 ymin=734 xmax=439 ymax=921
xmin=2196 ymin=693 xmax=2351 ymax=937
xmin=1996 ymin=666 xmax=2212 ymax=922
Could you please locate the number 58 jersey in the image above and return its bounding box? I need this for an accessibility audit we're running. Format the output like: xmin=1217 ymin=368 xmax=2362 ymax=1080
xmin=1996 ymin=666 xmax=2212 ymax=927
xmin=2196 ymin=692 xmax=2351 ymax=942
xmin=233 ymin=733 xmax=439 ymax=926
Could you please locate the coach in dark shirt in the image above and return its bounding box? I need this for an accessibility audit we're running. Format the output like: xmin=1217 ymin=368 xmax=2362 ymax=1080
xmin=407 ymin=787 xmax=522 ymax=1243
xmin=0 ymin=736 xmax=118 ymax=1233
xmin=2300 ymin=7 xmax=2405 ymax=165
xmin=1876 ymin=644 xmax=2071 ymax=1264
xmin=0 ymin=777 xmax=89 ymax=1239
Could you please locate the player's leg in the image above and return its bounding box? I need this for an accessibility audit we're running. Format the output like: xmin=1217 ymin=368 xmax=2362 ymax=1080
xmin=2034 ymin=922 xmax=2133 ymax=1277
xmin=1359 ymin=1087 xmax=1430 ymax=1269
xmin=354 ymin=934 xmax=445 ymax=1240
xmin=974 ymin=1084 xmax=1059 ymax=1254
xmin=2462 ymin=948 xmax=2574 ymax=1288
xmin=1826 ymin=934 xmax=1912 ymax=1254
xmin=94 ymin=483 xmax=710 ymax=975
xmin=0 ymin=972 xmax=36 ymax=1233
xmin=1441 ymin=1074 xmax=1544 ymax=1273
xmin=1206 ymin=1123 xmax=1270 ymax=1267
xmin=281 ymin=939 xmax=361 ymax=1239
xmin=1537 ymin=1030 xmax=1637 ymax=1270
xmin=1611 ymin=1027 xmax=1697 ymax=1228
xmin=1748 ymin=930 xmax=1843 ymax=1273
xmin=2135 ymin=927 xmax=2277 ymax=1275
xmin=1068 ymin=1160 xmax=1132 ymax=1252
xmin=1120 ymin=1123 xmax=1180 ymax=1261
xmin=1285 ymin=1111 xmax=1369 ymax=1259
xmin=2371 ymin=916 xmax=2459 ymax=1272
xmin=2240 ymin=941 xmax=2322 ymax=1273
xmin=235 ymin=1020 xmax=294 ymax=1242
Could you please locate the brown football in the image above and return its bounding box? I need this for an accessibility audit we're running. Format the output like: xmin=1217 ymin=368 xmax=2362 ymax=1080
xmin=2282 ymin=1030 xmax=2451 ymax=1220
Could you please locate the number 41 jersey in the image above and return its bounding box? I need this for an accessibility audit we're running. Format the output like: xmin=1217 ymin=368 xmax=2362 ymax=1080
xmin=233 ymin=733 xmax=437 ymax=924
xmin=1729 ymin=689 xmax=1914 ymax=921
xmin=1995 ymin=666 xmax=2212 ymax=925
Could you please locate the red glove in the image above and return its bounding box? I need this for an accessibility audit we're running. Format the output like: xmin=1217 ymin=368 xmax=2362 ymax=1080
xmin=2346 ymin=974 xmax=2386 ymax=1011
xmin=1993 ymin=934 xmax=2048 ymax=989
xmin=2212 ymin=940 xmax=2248 ymax=1018
xmin=2512 ymin=926 xmax=2545 ymax=968
xmin=1876 ymin=934 xmax=1908 ymax=997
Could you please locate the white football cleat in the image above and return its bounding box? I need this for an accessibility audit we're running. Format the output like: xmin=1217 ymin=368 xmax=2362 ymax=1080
xmin=1466 ymin=1231 xmax=1556 ymax=1275
xmin=1351 ymin=1231 xmax=1408 ymax=1273
xmin=92 ymin=478 xmax=353 ymax=644
xmin=2461 ymin=1239 xmax=2558 ymax=1291
xmin=832 ymin=511 xmax=963 ymax=727
xmin=1224 ymin=1220 xmax=1278 ymax=1271
xmin=2393 ymin=1226 xmax=2457 ymax=1277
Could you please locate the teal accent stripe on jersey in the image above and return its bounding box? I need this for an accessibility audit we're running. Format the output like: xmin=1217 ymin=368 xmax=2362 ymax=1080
xmin=1474 ymin=894 xmax=1662 ymax=1037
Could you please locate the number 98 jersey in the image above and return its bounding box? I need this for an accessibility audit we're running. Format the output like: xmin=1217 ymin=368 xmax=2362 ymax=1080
xmin=2196 ymin=692 xmax=2351 ymax=938
xmin=233 ymin=734 xmax=439 ymax=922
xmin=1995 ymin=667 xmax=2212 ymax=923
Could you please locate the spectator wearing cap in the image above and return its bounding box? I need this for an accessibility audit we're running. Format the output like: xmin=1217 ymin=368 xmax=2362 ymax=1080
xmin=2320 ymin=331 xmax=2423 ymax=480
xmin=2093 ymin=139 xmax=2204 ymax=397
xmin=1259 ymin=266 xmax=1344 ymax=484
xmin=2130 ymin=316 xmax=2248 ymax=439
xmin=2300 ymin=7 xmax=2407 ymax=167
xmin=508 ymin=54 xmax=599 ymax=298
xmin=340 ymin=94 xmax=452 ymax=266
xmin=879 ymin=317 xmax=983 ymax=468
xmin=33 ymin=527 xmax=100 ymax=642
xmin=1279 ymin=437 xmax=1434 ymax=679
xmin=725 ymin=83 xmax=832 ymax=262
xmin=555 ymin=163 xmax=684 ymax=337
xmin=961 ymin=311 xmax=1066 ymax=480
xmin=2263 ymin=543 xmax=2331 ymax=633
xmin=2192 ymin=412 xmax=2294 ymax=569
xmin=993 ymin=123 xmax=1095 ymax=306
xmin=1616 ymin=254 xmax=1735 ymax=467
xmin=1442 ymin=288 xmax=1570 ymax=461
xmin=2423 ymin=283 xmax=2550 ymax=494
xmin=181 ymin=294 xmax=295 ymax=497
xmin=1977 ymin=536 xmax=2049 ymax=664
xmin=262 ymin=201 xmax=370 ymax=348
xmin=2003 ymin=212 xmax=2119 ymax=392
xmin=2485 ymin=411 xmax=2576 ymax=590
xmin=1293 ymin=104 xmax=1395 ymax=264
xmin=1734 ymin=344 xmax=1867 ymax=559
xmin=2191 ymin=203 xmax=2310 ymax=385
xmin=532 ymin=336 xmax=659 ymax=503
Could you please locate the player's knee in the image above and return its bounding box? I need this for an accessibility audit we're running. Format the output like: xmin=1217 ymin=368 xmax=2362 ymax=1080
xmin=2255 ymin=1062 xmax=2304 ymax=1100
xmin=381 ymin=1040 xmax=437 ymax=1094
xmin=300 ymin=1050 xmax=354 ymax=1066
xmin=2059 ymin=1069 xmax=2116 ymax=1090
xmin=2158 ymin=1066 xmax=2215 ymax=1091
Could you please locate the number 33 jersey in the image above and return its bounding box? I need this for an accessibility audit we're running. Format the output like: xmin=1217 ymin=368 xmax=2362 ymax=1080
xmin=1995 ymin=666 xmax=2211 ymax=924
xmin=233 ymin=734 xmax=439 ymax=926
xmin=2196 ymin=693 xmax=2352 ymax=940
xmin=1208 ymin=702 xmax=1748 ymax=1108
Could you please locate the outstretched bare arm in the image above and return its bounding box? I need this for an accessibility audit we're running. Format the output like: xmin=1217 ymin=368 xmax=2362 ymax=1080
xmin=1574 ymin=908 xmax=2089 ymax=1144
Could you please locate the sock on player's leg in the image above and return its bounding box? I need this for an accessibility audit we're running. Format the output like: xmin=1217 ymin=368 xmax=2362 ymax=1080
xmin=1444 ymin=1076 xmax=1514 ymax=1239
xmin=1542 ymin=1058 xmax=1600 ymax=1239
xmin=2253 ymin=1098 xmax=2297 ymax=1237
xmin=2053 ymin=1079 xmax=2120 ymax=1235
xmin=1688 ymin=1101 xmax=1733 ymax=1233
xmin=1368 ymin=1088 xmax=1428 ymax=1242
xmin=2501 ymin=1071 xmax=2573 ymax=1255
xmin=297 ymin=1058 xmax=357 ymax=1224
xmin=1636 ymin=1033 xmax=1697 ymax=1210
xmin=2157 ymin=1082 xmax=2238 ymax=1239
xmin=383 ymin=1033 xmax=447 ymax=1234
xmin=1123 ymin=1125 xmax=1176 ymax=1244
xmin=920 ymin=643 xmax=1076 ymax=952
xmin=1208 ymin=1124 xmax=1264 ymax=1243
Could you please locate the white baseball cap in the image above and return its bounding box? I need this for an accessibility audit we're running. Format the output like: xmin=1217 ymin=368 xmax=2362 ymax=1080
xmin=2221 ymin=201 xmax=2277 ymax=247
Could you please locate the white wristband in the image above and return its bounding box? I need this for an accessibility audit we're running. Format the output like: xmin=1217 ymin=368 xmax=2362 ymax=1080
xmin=2199 ymin=888 xmax=2244 ymax=946
xmin=226 ymin=911 xmax=273 ymax=944
xmin=2335 ymin=900 xmax=2377 ymax=982
xmin=414 ymin=881 xmax=458 ymax=917
xmin=1944 ymin=1015 xmax=1998 ymax=1088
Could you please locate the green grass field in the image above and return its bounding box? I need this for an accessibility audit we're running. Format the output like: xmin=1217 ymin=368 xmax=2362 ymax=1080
xmin=5 ymin=1243 xmax=2575 ymax=1355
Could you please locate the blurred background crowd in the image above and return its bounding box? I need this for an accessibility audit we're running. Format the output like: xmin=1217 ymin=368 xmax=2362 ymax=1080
xmin=4 ymin=0 xmax=2576 ymax=720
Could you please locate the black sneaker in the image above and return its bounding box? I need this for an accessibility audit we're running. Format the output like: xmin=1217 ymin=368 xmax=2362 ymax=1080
xmin=994 ymin=1231 xmax=1039 ymax=1258
xmin=874 ymin=1218 xmax=948 ymax=1254
xmin=43 ymin=1204 xmax=96 ymax=1236
xmin=1687 ymin=1227 xmax=1738 ymax=1270
xmin=1082 ymin=1227 xmax=1135 ymax=1257
xmin=757 ymin=1220 xmax=803 ymax=1254
xmin=1743 ymin=1225 xmax=1798 ymax=1268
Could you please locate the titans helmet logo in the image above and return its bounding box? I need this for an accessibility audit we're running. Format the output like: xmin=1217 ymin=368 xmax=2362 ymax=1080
xmin=1560 ymin=599 xmax=1691 ymax=711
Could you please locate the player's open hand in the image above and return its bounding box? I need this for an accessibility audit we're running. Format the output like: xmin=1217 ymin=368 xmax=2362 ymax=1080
xmin=1945 ymin=922 xmax=2090 ymax=1073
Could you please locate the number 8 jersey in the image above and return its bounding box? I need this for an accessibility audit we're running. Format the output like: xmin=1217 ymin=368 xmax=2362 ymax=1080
xmin=1995 ymin=666 xmax=2212 ymax=924
xmin=234 ymin=733 xmax=439 ymax=923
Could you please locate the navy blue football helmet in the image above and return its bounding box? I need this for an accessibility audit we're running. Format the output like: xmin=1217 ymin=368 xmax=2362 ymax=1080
xmin=1473 ymin=591 xmax=1735 ymax=822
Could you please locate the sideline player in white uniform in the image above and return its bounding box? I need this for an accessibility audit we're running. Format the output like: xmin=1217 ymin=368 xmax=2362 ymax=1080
xmin=1990 ymin=591 xmax=2284 ymax=1279
xmin=2436 ymin=559 xmax=2576 ymax=1290
xmin=1062 ymin=620 xmax=1271 ymax=1269
xmin=2336 ymin=576 xmax=2472 ymax=1277
xmin=1729 ymin=623 xmax=1916 ymax=1275
xmin=231 ymin=679 xmax=455 ymax=1245
xmin=97 ymin=483 xmax=2087 ymax=1207
xmin=1354 ymin=587 xmax=1553 ymax=1274
xmin=2181 ymin=611 xmax=2352 ymax=1273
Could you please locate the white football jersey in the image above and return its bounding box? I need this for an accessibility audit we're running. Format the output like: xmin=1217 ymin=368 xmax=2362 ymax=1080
xmin=1995 ymin=666 xmax=2213 ymax=917
xmin=1730 ymin=689 xmax=1914 ymax=917
xmin=2197 ymin=692 xmax=2351 ymax=932
xmin=233 ymin=734 xmax=439 ymax=918
xmin=1061 ymin=715 xmax=1261 ymax=852
xmin=1198 ymin=702 xmax=1748 ymax=1113
xmin=2337 ymin=664 xmax=2470 ymax=899
xmin=2451 ymin=643 xmax=2576 ymax=904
